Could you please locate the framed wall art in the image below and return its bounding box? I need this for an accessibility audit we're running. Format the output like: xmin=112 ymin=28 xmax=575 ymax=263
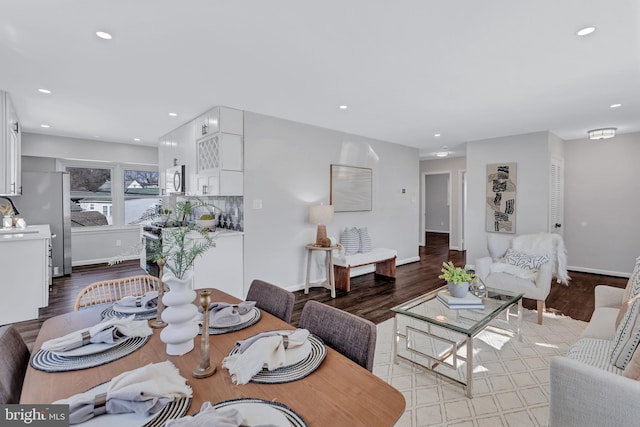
xmin=330 ymin=164 xmax=372 ymax=212
xmin=486 ymin=162 xmax=517 ymax=233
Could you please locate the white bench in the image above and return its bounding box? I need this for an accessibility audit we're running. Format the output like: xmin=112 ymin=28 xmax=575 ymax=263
xmin=333 ymin=248 xmax=397 ymax=291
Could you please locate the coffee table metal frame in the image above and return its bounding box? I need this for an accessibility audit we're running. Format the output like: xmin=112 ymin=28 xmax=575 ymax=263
xmin=391 ymin=286 xmax=523 ymax=398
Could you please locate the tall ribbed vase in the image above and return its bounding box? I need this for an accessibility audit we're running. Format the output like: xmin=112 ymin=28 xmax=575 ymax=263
xmin=160 ymin=270 xmax=199 ymax=356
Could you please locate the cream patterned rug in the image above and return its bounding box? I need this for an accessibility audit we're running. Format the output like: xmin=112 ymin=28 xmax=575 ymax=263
xmin=373 ymin=309 xmax=586 ymax=427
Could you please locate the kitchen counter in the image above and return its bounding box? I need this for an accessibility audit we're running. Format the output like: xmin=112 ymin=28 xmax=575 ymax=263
xmin=0 ymin=224 xmax=51 ymax=241
xmin=0 ymin=224 xmax=51 ymax=325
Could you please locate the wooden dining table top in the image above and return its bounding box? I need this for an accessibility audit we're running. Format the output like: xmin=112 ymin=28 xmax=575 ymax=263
xmin=20 ymin=288 xmax=405 ymax=426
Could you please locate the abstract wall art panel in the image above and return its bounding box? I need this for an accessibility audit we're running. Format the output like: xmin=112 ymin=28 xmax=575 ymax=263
xmin=486 ymin=163 xmax=517 ymax=233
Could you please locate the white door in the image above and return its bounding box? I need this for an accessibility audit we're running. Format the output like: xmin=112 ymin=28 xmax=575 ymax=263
xmin=549 ymin=158 xmax=564 ymax=235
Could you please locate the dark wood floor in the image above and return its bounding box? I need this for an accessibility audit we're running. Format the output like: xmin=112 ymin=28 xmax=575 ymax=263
xmin=12 ymin=232 xmax=628 ymax=350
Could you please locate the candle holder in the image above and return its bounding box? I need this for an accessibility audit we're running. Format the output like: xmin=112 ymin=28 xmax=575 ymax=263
xmin=192 ymin=289 xmax=216 ymax=378
xmin=150 ymin=259 xmax=168 ymax=329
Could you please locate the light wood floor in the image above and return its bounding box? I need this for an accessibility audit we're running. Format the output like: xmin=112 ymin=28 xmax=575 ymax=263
xmin=11 ymin=232 xmax=628 ymax=350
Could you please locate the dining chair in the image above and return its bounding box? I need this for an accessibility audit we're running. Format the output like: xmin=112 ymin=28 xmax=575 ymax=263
xmin=298 ymin=300 xmax=377 ymax=372
xmin=73 ymin=274 xmax=160 ymax=311
xmin=245 ymin=279 xmax=295 ymax=323
xmin=0 ymin=325 xmax=30 ymax=404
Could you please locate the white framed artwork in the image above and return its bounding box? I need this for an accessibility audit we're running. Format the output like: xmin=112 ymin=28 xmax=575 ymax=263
xmin=330 ymin=164 xmax=372 ymax=212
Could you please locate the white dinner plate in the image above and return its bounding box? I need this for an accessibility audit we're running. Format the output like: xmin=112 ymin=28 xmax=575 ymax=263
xmin=112 ymin=303 xmax=156 ymax=314
xmin=49 ymin=341 xmax=122 ymax=357
xmin=211 ymin=309 xmax=254 ymax=328
xmin=214 ymin=401 xmax=290 ymax=427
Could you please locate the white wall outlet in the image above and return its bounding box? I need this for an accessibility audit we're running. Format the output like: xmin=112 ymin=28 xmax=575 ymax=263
xmin=116 ymin=239 xmax=122 ymax=246
xmin=252 ymin=199 xmax=263 ymax=209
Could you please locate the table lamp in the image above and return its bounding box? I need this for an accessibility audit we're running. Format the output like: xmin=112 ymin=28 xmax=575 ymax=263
xmin=309 ymin=204 xmax=334 ymax=246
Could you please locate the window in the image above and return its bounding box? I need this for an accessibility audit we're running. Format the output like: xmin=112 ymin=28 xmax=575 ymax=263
xmin=124 ymin=169 xmax=160 ymax=224
xmin=67 ymin=166 xmax=112 ymax=227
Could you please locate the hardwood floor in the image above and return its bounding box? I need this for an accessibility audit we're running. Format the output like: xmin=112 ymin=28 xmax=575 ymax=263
xmin=11 ymin=232 xmax=629 ymax=350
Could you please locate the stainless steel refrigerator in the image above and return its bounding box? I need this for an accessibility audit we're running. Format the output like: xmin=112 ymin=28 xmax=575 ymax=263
xmin=15 ymin=171 xmax=72 ymax=277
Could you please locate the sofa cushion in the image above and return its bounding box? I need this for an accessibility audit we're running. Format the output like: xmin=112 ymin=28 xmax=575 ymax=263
xmin=611 ymin=296 xmax=640 ymax=369
xmin=340 ymin=227 xmax=359 ymax=255
xmin=581 ymin=307 xmax=620 ymax=340
xmin=567 ymin=338 xmax=623 ymax=375
xmin=333 ymin=248 xmax=397 ymax=268
xmin=623 ymin=256 xmax=640 ymax=301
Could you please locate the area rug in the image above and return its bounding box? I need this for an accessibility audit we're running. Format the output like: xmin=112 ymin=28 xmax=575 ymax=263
xmin=373 ymin=309 xmax=586 ymax=427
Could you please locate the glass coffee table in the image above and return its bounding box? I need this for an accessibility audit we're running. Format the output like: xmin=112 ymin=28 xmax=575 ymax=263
xmin=391 ymin=286 xmax=523 ymax=398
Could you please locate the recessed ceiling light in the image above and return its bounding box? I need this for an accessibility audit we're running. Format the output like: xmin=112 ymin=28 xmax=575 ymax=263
xmin=133 ymin=138 xmax=141 ymax=142
xmin=576 ymin=26 xmax=596 ymax=36
xmin=435 ymin=152 xmax=449 ymax=157
xmin=610 ymin=103 xmax=622 ymax=108
xmin=434 ymin=133 xmax=441 ymax=137
xmin=38 ymin=88 xmax=51 ymax=94
xmin=339 ymin=105 xmax=348 ymax=110
xmin=168 ymin=112 xmax=177 ymax=117
xmin=96 ymin=31 xmax=112 ymax=40
xmin=40 ymin=124 xmax=50 ymax=128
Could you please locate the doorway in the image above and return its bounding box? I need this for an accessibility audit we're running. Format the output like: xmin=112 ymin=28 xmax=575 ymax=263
xmin=422 ymin=172 xmax=451 ymax=247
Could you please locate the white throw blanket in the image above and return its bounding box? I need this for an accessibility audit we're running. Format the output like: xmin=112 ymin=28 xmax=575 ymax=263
xmin=41 ymin=315 xmax=152 ymax=352
xmin=55 ymin=361 xmax=192 ymax=424
xmin=511 ymin=232 xmax=570 ymax=285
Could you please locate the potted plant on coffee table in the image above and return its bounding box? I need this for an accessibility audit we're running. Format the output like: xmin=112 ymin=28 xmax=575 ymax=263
xmin=438 ymin=261 xmax=477 ymax=298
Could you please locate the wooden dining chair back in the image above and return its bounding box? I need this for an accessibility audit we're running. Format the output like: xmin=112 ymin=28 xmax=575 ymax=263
xmin=246 ymin=279 xmax=295 ymax=323
xmin=0 ymin=325 xmax=30 ymax=404
xmin=298 ymin=300 xmax=377 ymax=372
xmin=73 ymin=274 xmax=160 ymax=311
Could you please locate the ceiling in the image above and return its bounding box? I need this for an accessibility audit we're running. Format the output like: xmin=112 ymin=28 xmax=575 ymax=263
xmin=1 ymin=1 xmax=639 ymax=159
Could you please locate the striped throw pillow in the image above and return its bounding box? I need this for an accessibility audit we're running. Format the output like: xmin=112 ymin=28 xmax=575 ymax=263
xmin=340 ymin=227 xmax=359 ymax=255
xmin=611 ymin=296 xmax=640 ymax=369
xmin=358 ymin=227 xmax=372 ymax=253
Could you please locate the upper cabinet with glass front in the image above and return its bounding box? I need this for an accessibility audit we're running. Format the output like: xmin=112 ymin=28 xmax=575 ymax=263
xmin=0 ymin=91 xmax=21 ymax=196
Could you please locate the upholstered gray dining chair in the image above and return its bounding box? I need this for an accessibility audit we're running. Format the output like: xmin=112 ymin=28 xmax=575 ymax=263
xmin=0 ymin=325 xmax=30 ymax=404
xmin=298 ymin=300 xmax=377 ymax=372
xmin=246 ymin=279 xmax=296 ymax=323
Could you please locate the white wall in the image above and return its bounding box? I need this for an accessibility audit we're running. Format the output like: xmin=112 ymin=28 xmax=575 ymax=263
xmin=465 ymin=131 xmax=552 ymax=264
xmin=564 ymin=132 xmax=640 ymax=275
xmin=420 ymin=157 xmax=467 ymax=249
xmin=243 ymin=112 xmax=420 ymax=294
xmin=21 ymin=133 xmax=157 ymax=266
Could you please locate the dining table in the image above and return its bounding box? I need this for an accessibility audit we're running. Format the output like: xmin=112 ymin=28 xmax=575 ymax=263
xmin=20 ymin=288 xmax=406 ymax=426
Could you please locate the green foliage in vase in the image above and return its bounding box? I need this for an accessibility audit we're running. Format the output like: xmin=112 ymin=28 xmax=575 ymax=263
xmin=438 ymin=261 xmax=476 ymax=284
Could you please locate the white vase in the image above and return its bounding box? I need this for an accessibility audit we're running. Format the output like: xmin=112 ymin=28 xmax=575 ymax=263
xmin=160 ymin=270 xmax=199 ymax=356
xmin=448 ymin=281 xmax=469 ymax=298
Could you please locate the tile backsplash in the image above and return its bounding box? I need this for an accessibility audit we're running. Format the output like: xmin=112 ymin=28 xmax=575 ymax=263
xmin=192 ymin=196 xmax=244 ymax=231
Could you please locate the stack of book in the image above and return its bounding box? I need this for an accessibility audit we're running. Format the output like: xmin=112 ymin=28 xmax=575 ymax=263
xmin=437 ymin=290 xmax=485 ymax=310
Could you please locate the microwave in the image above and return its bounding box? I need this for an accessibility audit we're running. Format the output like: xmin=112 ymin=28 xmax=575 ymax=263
xmin=165 ymin=165 xmax=186 ymax=194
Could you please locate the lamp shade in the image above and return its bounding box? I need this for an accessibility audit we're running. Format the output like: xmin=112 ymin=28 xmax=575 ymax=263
xmin=309 ymin=204 xmax=334 ymax=225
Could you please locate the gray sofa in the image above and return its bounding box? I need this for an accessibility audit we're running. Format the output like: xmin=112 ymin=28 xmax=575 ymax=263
xmin=549 ymin=258 xmax=640 ymax=427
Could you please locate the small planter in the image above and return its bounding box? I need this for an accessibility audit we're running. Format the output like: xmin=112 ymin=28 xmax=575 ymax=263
xmin=448 ymin=281 xmax=470 ymax=298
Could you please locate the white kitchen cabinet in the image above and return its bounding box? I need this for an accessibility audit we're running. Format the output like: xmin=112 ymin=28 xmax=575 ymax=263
xmin=0 ymin=225 xmax=51 ymax=324
xmin=194 ymin=106 xmax=243 ymax=140
xmin=0 ymin=91 xmax=21 ymax=196
xmin=195 ymin=133 xmax=243 ymax=195
xmin=192 ymin=231 xmax=244 ymax=299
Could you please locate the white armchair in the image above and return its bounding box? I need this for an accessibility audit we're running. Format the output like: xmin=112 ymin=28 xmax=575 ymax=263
xmin=475 ymin=232 xmax=569 ymax=324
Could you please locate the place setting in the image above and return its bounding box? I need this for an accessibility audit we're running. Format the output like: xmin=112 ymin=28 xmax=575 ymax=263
xmin=197 ymin=300 xmax=262 ymax=335
xmin=31 ymin=315 xmax=153 ymax=372
xmin=101 ymin=291 xmax=159 ymax=321
xmin=222 ymin=328 xmax=326 ymax=384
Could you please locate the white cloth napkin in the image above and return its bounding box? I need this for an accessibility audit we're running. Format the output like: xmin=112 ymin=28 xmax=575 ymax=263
xmin=222 ymin=329 xmax=310 ymax=385
xmin=116 ymin=291 xmax=159 ymax=309
xmin=165 ymin=401 xmax=280 ymax=427
xmin=41 ymin=315 xmax=152 ymax=352
xmin=198 ymin=301 xmax=256 ymax=327
xmin=55 ymin=360 xmax=192 ymax=425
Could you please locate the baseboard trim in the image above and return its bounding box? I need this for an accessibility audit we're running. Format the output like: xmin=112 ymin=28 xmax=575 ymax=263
xmin=568 ymin=265 xmax=631 ymax=279
xmin=73 ymin=255 xmax=139 ymax=267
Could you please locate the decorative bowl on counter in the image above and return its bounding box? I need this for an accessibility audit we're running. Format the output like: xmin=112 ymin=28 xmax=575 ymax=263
xmin=196 ymin=219 xmax=216 ymax=231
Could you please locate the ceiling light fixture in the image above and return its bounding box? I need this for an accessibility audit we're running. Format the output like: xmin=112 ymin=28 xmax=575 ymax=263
xmin=339 ymin=105 xmax=348 ymax=110
xmin=588 ymin=128 xmax=616 ymax=140
xmin=435 ymin=152 xmax=449 ymax=157
xmin=576 ymin=26 xmax=596 ymax=36
xmin=610 ymin=103 xmax=622 ymax=108
xmin=168 ymin=112 xmax=177 ymax=117
xmin=96 ymin=31 xmax=112 ymax=40
xmin=40 ymin=124 xmax=50 ymax=128
xmin=434 ymin=133 xmax=441 ymax=137
xmin=38 ymin=88 xmax=51 ymax=94
xmin=133 ymin=138 xmax=141 ymax=142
